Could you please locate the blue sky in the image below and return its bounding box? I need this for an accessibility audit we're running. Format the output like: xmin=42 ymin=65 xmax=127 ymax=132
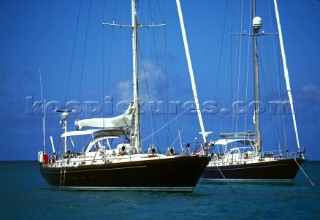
xmin=0 ymin=0 xmax=319 ymax=161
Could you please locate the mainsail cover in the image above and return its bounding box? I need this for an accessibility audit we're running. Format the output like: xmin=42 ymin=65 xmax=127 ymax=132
xmin=75 ymin=102 xmax=134 ymax=130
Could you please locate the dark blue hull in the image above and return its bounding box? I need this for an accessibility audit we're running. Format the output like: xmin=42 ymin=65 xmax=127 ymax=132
xmin=202 ymin=158 xmax=305 ymax=182
xmin=40 ymin=156 xmax=210 ymax=192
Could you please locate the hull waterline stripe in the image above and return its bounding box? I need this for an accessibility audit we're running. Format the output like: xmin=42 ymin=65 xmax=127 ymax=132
xmin=42 ymin=165 xmax=146 ymax=173
xmin=52 ymin=186 xmax=194 ymax=192
xmin=208 ymin=162 xmax=288 ymax=171
xmin=202 ymin=178 xmax=294 ymax=184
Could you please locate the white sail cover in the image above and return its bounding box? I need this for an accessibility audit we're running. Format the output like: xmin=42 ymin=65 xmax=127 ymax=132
xmin=75 ymin=102 xmax=134 ymax=130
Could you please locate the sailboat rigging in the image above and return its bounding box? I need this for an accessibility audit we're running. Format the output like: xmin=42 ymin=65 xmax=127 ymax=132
xmin=37 ymin=0 xmax=210 ymax=192
xmin=202 ymin=0 xmax=306 ymax=183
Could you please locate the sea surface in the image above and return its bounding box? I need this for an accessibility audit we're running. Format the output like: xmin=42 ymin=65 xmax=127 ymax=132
xmin=0 ymin=161 xmax=319 ymax=220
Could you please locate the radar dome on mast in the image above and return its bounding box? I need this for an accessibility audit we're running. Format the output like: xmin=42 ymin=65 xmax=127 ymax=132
xmin=252 ymin=16 xmax=262 ymax=33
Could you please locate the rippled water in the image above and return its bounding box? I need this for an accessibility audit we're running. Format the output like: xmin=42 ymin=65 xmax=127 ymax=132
xmin=0 ymin=161 xmax=319 ymax=219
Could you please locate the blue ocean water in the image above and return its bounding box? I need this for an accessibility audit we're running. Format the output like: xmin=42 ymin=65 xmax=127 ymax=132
xmin=0 ymin=161 xmax=319 ymax=219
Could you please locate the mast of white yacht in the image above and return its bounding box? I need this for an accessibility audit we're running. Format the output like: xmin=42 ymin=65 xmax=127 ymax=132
xmin=252 ymin=0 xmax=262 ymax=153
xmin=132 ymin=0 xmax=141 ymax=152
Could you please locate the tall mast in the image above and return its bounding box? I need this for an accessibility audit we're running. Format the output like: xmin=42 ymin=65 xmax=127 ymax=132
xmin=132 ymin=0 xmax=141 ymax=152
xmin=252 ymin=0 xmax=262 ymax=152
